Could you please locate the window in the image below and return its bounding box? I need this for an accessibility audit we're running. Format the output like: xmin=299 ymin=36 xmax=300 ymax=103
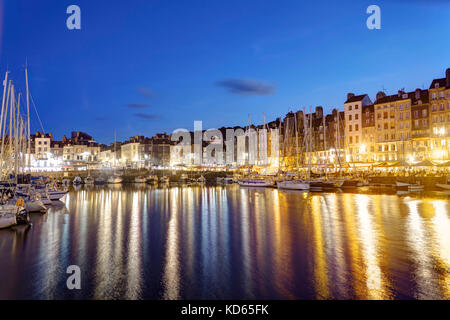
xmin=349 ymin=115 xmax=352 ymax=121
xmin=355 ymin=124 xmax=359 ymax=131
xmin=390 ymin=122 xmax=395 ymax=129
xmin=355 ymin=136 xmax=359 ymax=143
xmin=400 ymin=123 xmax=404 ymax=129
xmin=440 ymin=104 xmax=444 ymax=111
xmin=432 ymin=93 xmax=437 ymax=99
xmin=406 ymin=113 xmax=410 ymax=119
xmin=349 ymin=125 xmax=352 ymax=132
xmin=432 ymin=105 xmax=437 ymax=111
xmin=377 ymin=113 xmax=381 ymax=119
xmin=383 ymin=112 xmax=388 ymax=119
xmin=414 ymin=111 xmax=419 ymax=118
xmin=406 ymin=122 xmax=410 ymax=128
xmin=349 ymin=136 xmax=353 ymax=144
xmin=349 ymin=105 xmax=352 ymax=111
xmin=355 ymin=105 xmax=359 ymax=110
xmin=384 ymin=123 xmax=388 ymax=129
xmin=399 ymin=113 xmax=403 ymax=120
xmin=422 ymin=109 xmax=427 ymax=117
xmin=355 ymin=114 xmax=359 ymax=120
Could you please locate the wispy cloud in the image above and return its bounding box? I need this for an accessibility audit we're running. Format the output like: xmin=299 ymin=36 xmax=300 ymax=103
xmin=134 ymin=113 xmax=160 ymax=120
xmin=126 ymin=103 xmax=149 ymax=109
xmin=216 ymin=79 xmax=276 ymax=96
xmin=137 ymin=87 xmax=154 ymax=99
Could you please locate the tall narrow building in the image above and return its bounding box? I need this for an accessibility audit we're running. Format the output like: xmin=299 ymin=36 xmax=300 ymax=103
xmin=344 ymin=93 xmax=372 ymax=162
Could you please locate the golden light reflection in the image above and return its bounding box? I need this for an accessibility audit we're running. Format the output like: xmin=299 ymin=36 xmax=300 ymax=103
xmin=162 ymin=188 xmax=181 ymax=299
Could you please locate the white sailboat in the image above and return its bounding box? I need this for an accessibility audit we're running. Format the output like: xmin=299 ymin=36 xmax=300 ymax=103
xmin=277 ymin=111 xmax=310 ymax=191
xmin=436 ymin=177 xmax=450 ymax=190
xmin=108 ymin=130 xmax=123 ymax=184
xmin=135 ymin=175 xmax=146 ymax=183
xmin=238 ymin=114 xmax=274 ymax=188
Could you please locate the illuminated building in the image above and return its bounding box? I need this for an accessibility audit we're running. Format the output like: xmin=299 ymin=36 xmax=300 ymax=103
xmin=429 ymin=68 xmax=450 ymax=160
xmin=344 ymin=93 xmax=373 ymax=162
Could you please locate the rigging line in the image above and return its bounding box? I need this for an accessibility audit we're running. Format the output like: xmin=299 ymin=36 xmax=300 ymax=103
xmin=29 ymin=91 xmax=45 ymax=134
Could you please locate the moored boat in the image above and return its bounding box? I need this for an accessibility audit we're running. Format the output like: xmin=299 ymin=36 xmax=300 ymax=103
xmin=73 ymin=176 xmax=83 ymax=185
xmin=159 ymin=176 xmax=170 ymax=184
xmin=146 ymin=175 xmax=158 ymax=184
xmin=436 ymin=177 xmax=450 ymax=190
xmin=135 ymin=176 xmax=146 ymax=183
xmin=107 ymin=176 xmax=123 ymax=184
xmin=277 ymin=179 xmax=310 ymax=190
xmin=85 ymin=176 xmax=95 ymax=185
xmin=238 ymin=178 xmax=274 ymax=187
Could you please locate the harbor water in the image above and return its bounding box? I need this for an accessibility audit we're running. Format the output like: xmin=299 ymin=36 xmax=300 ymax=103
xmin=0 ymin=184 xmax=449 ymax=299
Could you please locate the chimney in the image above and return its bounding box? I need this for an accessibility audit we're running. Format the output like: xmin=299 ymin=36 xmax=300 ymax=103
xmin=347 ymin=93 xmax=355 ymax=101
xmin=316 ymin=106 xmax=323 ymax=118
xmin=446 ymin=68 xmax=450 ymax=88
xmin=376 ymin=91 xmax=386 ymax=101
xmin=415 ymin=88 xmax=421 ymax=100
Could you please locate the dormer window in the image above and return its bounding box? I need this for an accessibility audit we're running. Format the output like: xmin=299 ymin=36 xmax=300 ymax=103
xmin=435 ymin=83 xmax=439 ymax=88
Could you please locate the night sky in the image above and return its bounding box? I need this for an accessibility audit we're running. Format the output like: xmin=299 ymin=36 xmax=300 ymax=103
xmin=0 ymin=0 xmax=449 ymax=143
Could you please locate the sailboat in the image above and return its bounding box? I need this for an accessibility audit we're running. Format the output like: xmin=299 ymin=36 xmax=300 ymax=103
xmin=108 ymin=130 xmax=123 ymax=184
xmin=300 ymin=106 xmax=335 ymax=191
xmin=238 ymin=114 xmax=274 ymax=187
xmin=277 ymin=111 xmax=310 ymax=190
xmin=436 ymin=178 xmax=450 ymax=190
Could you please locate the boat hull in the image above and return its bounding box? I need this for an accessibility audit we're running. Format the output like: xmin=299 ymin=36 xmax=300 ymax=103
xmin=277 ymin=180 xmax=309 ymax=190
xmin=238 ymin=179 xmax=273 ymax=187
xmin=436 ymin=183 xmax=450 ymax=190
xmin=25 ymin=200 xmax=47 ymax=213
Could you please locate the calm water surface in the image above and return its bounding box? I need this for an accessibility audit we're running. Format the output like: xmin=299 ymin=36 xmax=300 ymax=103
xmin=0 ymin=184 xmax=449 ymax=300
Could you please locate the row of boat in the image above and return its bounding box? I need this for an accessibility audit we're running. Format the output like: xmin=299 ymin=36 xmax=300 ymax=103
xmin=0 ymin=177 xmax=68 ymax=229
xmin=69 ymin=174 xmax=207 ymax=185
xmin=236 ymin=176 xmax=450 ymax=192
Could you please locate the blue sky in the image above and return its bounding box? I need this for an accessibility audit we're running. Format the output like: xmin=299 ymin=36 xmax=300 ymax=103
xmin=0 ymin=0 xmax=449 ymax=143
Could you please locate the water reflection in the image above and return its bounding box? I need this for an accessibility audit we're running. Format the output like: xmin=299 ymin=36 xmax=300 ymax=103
xmin=0 ymin=185 xmax=448 ymax=300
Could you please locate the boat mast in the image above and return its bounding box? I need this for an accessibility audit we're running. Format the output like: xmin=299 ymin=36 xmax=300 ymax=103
xmin=0 ymin=72 xmax=8 ymax=173
xmin=25 ymin=63 xmax=31 ymax=171
xmin=309 ymin=106 xmax=312 ymax=180
xmin=294 ymin=114 xmax=299 ymax=176
xmin=247 ymin=113 xmax=251 ymax=176
xmin=323 ymin=114 xmax=327 ymax=179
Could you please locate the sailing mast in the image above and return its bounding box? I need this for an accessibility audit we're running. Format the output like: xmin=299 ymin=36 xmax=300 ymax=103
xmin=247 ymin=114 xmax=251 ymax=176
xmin=294 ymin=114 xmax=299 ymax=176
xmin=323 ymin=114 xmax=327 ymax=179
xmin=0 ymin=72 xmax=8 ymax=173
xmin=309 ymin=106 xmax=312 ymax=180
xmin=25 ymin=63 xmax=31 ymax=171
